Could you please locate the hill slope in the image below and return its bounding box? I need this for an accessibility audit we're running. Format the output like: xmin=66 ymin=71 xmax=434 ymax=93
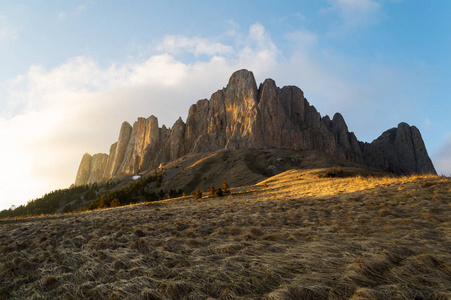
xmin=1 ymin=172 xmax=449 ymax=299
xmin=2 ymin=149 xmax=382 ymax=218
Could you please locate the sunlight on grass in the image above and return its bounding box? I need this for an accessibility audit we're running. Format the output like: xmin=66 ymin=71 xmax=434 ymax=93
xmin=0 ymin=170 xmax=449 ymax=298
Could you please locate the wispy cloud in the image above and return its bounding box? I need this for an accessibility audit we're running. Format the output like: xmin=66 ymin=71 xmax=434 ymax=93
xmin=57 ymin=5 xmax=87 ymax=22
xmin=322 ymin=0 xmax=382 ymax=36
xmin=156 ymin=35 xmax=233 ymax=57
xmin=285 ymin=29 xmax=318 ymax=52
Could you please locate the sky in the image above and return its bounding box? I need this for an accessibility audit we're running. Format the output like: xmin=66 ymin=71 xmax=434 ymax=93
xmin=0 ymin=0 xmax=450 ymax=210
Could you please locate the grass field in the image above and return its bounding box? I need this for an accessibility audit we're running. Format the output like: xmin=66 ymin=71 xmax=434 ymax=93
xmin=1 ymin=169 xmax=450 ymax=299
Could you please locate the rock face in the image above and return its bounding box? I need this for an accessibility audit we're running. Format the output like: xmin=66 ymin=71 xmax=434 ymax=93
xmin=74 ymin=69 xmax=436 ymax=185
xmin=361 ymin=123 xmax=436 ymax=174
xmin=74 ymin=153 xmax=109 ymax=185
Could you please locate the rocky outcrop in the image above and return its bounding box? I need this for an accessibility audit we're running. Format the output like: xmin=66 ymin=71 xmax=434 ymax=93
xmin=361 ymin=123 xmax=436 ymax=174
xmin=105 ymin=121 xmax=132 ymax=178
xmin=74 ymin=153 xmax=92 ymax=186
xmin=74 ymin=153 xmax=109 ymax=186
xmin=74 ymin=69 xmax=436 ymax=185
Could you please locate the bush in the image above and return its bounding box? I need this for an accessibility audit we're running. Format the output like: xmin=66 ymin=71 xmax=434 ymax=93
xmin=110 ymin=198 xmax=120 ymax=208
xmin=324 ymin=170 xmax=337 ymax=178
xmin=98 ymin=199 xmax=107 ymax=209
xmin=316 ymin=166 xmax=345 ymax=178
xmin=191 ymin=189 xmax=203 ymax=199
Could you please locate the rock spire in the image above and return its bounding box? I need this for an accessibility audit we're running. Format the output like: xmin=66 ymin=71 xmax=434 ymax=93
xmin=74 ymin=69 xmax=436 ymax=185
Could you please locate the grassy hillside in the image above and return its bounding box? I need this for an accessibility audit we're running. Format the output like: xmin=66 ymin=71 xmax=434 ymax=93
xmin=0 ymin=169 xmax=449 ymax=299
xmin=1 ymin=149 xmax=369 ymax=219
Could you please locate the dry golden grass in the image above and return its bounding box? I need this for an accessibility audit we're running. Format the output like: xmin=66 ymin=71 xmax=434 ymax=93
xmin=0 ymin=169 xmax=450 ymax=299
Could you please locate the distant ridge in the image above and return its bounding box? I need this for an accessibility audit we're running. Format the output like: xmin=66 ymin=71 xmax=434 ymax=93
xmin=75 ymin=69 xmax=436 ymax=186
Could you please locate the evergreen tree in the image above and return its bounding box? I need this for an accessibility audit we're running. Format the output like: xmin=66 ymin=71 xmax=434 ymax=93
xmin=209 ymin=184 xmax=216 ymax=197
xmin=222 ymin=181 xmax=230 ymax=195
xmin=215 ymin=188 xmax=223 ymax=197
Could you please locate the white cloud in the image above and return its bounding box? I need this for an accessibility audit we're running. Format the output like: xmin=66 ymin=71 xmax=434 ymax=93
xmin=247 ymin=23 xmax=278 ymax=56
xmin=225 ymin=20 xmax=241 ymax=38
xmin=156 ymin=36 xmax=233 ymax=57
xmin=57 ymin=5 xmax=87 ymax=22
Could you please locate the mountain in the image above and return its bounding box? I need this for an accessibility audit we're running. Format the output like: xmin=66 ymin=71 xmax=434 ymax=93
xmin=74 ymin=69 xmax=436 ymax=186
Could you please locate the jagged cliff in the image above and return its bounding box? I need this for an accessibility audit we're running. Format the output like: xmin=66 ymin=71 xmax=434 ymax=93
xmin=74 ymin=69 xmax=436 ymax=186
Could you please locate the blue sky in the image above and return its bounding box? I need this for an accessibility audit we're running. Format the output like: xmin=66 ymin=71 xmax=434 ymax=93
xmin=0 ymin=0 xmax=450 ymax=210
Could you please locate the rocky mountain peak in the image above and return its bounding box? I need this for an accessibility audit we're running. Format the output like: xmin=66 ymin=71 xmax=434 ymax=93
xmin=74 ymin=69 xmax=436 ymax=185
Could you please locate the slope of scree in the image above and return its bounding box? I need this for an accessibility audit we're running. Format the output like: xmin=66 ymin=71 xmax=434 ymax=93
xmin=75 ymin=69 xmax=436 ymax=186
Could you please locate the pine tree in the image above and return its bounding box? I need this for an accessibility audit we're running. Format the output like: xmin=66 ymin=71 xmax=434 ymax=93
xmin=215 ymin=188 xmax=223 ymax=197
xmin=222 ymin=181 xmax=230 ymax=195
xmin=209 ymin=184 xmax=216 ymax=197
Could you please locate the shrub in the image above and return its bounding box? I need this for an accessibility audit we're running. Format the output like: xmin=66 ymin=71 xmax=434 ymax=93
xmin=324 ymin=170 xmax=337 ymax=178
xmin=317 ymin=167 xmax=343 ymax=178
xmin=110 ymin=198 xmax=120 ymax=208
xmin=98 ymin=199 xmax=107 ymax=209
xmin=191 ymin=189 xmax=203 ymax=199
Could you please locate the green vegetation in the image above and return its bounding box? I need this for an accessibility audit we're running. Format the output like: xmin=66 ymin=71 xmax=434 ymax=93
xmin=191 ymin=189 xmax=203 ymax=199
xmin=87 ymin=173 xmax=163 ymax=210
xmin=207 ymin=181 xmax=231 ymax=198
xmin=1 ymin=169 xmax=231 ymax=219
xmin=0 ymin=169 xmax=186 ymax=218
xmin=0 ymin=184 xmax=97 ymax=219
xmin=87 ymin=171 xmax=183 ymax=210
xmin=222 ymin=180 xmax=230 ymax=195
xmin=316 ymin=166 xmax=344 ymax=178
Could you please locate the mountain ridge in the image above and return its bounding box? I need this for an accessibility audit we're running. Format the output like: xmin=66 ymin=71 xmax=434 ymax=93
xmin=75 ymin=69 xmax=436 ymax=186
